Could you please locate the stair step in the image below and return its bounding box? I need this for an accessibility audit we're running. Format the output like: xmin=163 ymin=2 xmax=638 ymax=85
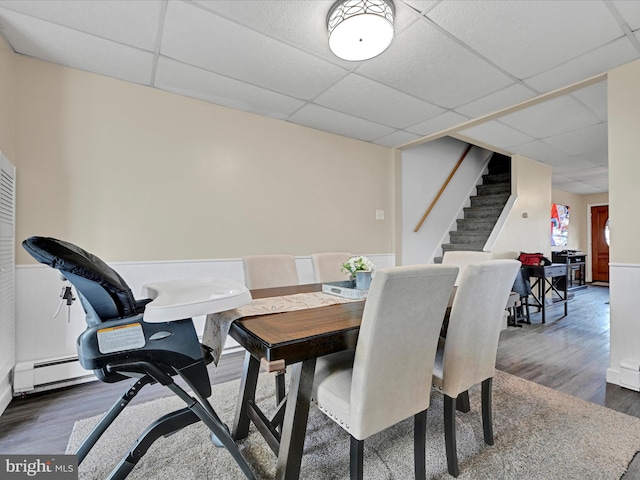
xmin=476 ymin=183 xmax=511 ymax=196
xmin=441 ymin=244 xmax=486 ymax=253
xmin=456 ymin=218 xmax=496 ymax=231
xmin=463 ymin=206 xmax=503 ymax=219
xmin=449 ymin=232 xmax=490 ymax=244
xmin=482 ymin=172 xmax=511 ymax=185
xmin=470 ymin=194 xmax=510 ymax=207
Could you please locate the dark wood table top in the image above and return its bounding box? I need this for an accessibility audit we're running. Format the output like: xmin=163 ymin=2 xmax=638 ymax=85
xmin=228 ymin=283 xmax=364 ymax=366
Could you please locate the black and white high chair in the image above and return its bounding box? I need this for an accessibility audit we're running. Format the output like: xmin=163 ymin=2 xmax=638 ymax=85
xmin=22 ymin=236 xmax=256 ymax=480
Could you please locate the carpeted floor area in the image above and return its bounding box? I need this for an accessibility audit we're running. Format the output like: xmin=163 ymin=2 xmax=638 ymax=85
xmin=67 ymin=370 xmax=640 ymax=480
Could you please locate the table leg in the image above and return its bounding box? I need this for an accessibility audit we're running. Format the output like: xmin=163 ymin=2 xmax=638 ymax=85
xmin=540 ymin=277 xmax=546 ymax=324
xmin=275 ymin=358 xmax=317 ymax=480
xmin=232 ymin=351 xmax=260 ymax=440
xmin=564 ymin=271 xmax=569 ymax=316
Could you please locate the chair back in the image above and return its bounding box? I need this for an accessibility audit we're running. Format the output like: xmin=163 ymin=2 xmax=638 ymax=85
xmin=442 ymin=250 xmax=492 ymax=286
xmin=22 ymin=236 xmax=139 ymax=324
xmin=349 ymin=264 xmax=458 ymax=439
xmin=440 ymin=259 xmax=521 ymax=397
xmin=310 ymin=252 xmax=351 ymax=283
xmin=242 ymin=254 xmax=298 ymax=289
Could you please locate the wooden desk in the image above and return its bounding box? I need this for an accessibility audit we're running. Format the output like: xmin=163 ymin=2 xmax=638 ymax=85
xmin=229 ymin=284 xmax=364 ymax=480
xmin=551 ymin=252 xmax=587 ymax=291
xmin=523 ymin=264 xmax=568 ymax=323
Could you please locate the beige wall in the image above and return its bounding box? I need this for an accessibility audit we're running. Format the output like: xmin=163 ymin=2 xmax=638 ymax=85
xmin=609 ymin=60 xmax=640 ymax=265
xmin=13 ymin=57 xmax=395 ymax=264
xmin=0 ymin=36 xmax=14 ymax=158
xmin=491 ymin=155 xmax=552 ymax=256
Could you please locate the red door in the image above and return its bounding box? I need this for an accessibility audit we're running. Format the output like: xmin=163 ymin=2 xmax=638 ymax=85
xmin=591 ymin=205 xmax=609 ymax=282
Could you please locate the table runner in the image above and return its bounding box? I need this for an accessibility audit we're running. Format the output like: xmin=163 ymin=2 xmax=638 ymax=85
xmin=203 ymin=291 xmax=363 ymax=365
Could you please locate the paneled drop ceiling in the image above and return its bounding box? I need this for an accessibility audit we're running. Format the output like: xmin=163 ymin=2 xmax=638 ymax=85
xmin=1 ymin=0 xmax=639 ymax=194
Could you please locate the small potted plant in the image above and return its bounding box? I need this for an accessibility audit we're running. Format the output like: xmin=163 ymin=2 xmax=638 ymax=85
xmin=341 ymin=256 xmax=375 ymax=290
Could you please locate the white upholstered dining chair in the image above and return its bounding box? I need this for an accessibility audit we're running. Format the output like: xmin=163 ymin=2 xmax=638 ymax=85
xmin=312 ymin=264 xmax=458 ymax=480
xmin=441 ymin=250 xmax=492 ymax=286
xmin=242 ymin=254 xmax=299 ymax=290
xmin=310 ymin=252 xmax=351 ymax=283
xmin=432 ymin=259 xmax=520 ymax=477
xmin=242 ymin=254 xmax=299 ymax=404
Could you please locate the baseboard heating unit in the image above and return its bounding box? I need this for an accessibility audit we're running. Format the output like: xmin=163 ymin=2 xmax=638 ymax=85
xmin=13 ymin=355 xmax=96 ymax=395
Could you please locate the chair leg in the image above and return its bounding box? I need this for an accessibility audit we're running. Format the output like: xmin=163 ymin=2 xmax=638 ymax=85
xmin=76 ymin=376 xmax=154 ymax=464
xmin=107 ymin=407 xmax=200 ymax=480
xmin=481 ymin=377 xmax=494 ymax=445
xmin=444 ymin=395 xmax=459 ymax=478
xmin=456 ymin=390 xmax=470 ymax=413
xmin=414 ymin=410 xmax=427 ymax=480
xmin=350 ymin=436 xmax=364 ymax=480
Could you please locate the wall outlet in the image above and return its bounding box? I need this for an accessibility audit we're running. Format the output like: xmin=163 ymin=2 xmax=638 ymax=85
xmin=376 ymin=210 xmax=384 ymax=220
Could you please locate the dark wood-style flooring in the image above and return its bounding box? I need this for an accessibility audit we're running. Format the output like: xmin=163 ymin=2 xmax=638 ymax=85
xmin=2 ymin=284 xmax=638 ymax=476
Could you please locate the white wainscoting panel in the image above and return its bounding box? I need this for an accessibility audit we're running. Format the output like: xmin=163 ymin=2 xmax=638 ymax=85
xmin=15 ymin=253 xmax=395 ymax=390
xmin=608 ymin=263 xmax=640 ymax=388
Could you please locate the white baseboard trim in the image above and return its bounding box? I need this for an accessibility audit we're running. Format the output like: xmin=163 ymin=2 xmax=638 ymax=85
xmin=606 ymin=367 xmax=620 ymax=386
xmin=0 ymin=379 xmax=12 ymax=416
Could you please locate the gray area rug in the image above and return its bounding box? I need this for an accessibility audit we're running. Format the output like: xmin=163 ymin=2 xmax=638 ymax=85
xmin=67 ymin=370 xmax=640 ymax=479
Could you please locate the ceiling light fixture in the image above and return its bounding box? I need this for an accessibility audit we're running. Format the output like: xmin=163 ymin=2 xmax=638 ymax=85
xmin=327 ymin=0 xmax=395 ymax=62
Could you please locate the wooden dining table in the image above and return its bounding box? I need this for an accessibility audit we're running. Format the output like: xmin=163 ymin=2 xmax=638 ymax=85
xmin=228 ymin=283 xmax=365 ymax=480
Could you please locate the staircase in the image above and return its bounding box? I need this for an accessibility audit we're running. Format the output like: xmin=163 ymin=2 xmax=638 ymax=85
xmin=436 ymin=153 xmax=511 ymax=262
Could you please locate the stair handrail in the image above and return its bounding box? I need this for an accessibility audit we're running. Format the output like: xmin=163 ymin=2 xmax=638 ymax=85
xmin=414 ymin=144 xmax=473 ymax=233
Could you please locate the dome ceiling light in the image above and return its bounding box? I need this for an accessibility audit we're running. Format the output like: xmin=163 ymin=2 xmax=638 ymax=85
xmin=327 ymin=0 xmax=395 ymax=62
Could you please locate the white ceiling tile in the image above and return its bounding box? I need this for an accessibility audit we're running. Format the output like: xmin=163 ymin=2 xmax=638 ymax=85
xmin=314 ymin=74 xmax=444 ymax=128
xmin=543 ymin=123 xmax=608 ymax=156
xmin=546 ymin=157 xmax=599 ymax=173
xmin=564 ymin=166 xmax=609 ymax=181
xmin=427 ymin=0 xmax=623 ymax=79
xmin=403 ymin=1 xmax=440 ymax=15
xmin=0 ymin=1 xmax=161 ymax=50
xmin=454 ymin=83 xmax=537 ymax=118
xmin=458 ymin=121 xmax=535 ymax=150
xmin=161 ymin=1 xmax=347 ymax=100
xmin=155 ymin=58 xmax=306 ymax=120
xmin=511 ymin=140 xmax=567 ymax=164
xmin=571 ymin=81 xmax=608 ymax=121
xmin=556 ymin=182 xmax=605 ymax=194
xmin=524 ymin=37 xmax=638 ymax=93
xmin=613 ymin=0 xmax=640 ymax=31
xmin=551 ymin=174 xmax=576 ymax=185
xmin=373 ymin=130 xmax=422 ymax=148
xmin=498 ymin=96 xmax=600 ymax=139
xmin=288 ymin=104 xmax=395 ymax=142
xmin=192 ymin=1 xmax=336 ymax=60
xmin=0 ymin=8 xmax=153 ymax=84
xmin=576 ymin=149 xmax=609 ymax=167
xmin=406 ymin=111 xmax=469 ymax=136
xmin=356 ymin=21 xmax=513 ymax=108
xmin=585 ymin=177 xmax=609 ymax=188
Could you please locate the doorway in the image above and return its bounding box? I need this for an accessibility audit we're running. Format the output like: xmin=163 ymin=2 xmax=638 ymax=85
xmin=591 ymin=205 xmax=609 ymax=282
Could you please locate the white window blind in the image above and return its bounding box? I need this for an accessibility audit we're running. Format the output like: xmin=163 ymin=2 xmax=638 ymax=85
xmin=0 ymin=153 xmax=15 ymax=383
